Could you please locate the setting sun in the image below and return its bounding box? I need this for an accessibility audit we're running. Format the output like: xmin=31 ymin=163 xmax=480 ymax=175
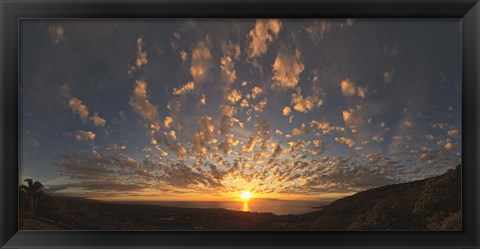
xmin=240 ymin=191 xmax=252 ymax=201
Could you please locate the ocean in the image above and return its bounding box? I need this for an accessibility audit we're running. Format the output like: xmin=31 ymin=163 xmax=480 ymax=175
xmin=118 ymin=199 xmax=335 ymax=215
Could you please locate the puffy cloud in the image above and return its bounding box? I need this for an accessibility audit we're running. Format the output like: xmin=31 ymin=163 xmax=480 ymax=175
xmin=311 ymin=139 xmax=325 ymax=155
xmin=191 ymin=115 xmax=215 ymax=156
xmin=425 ymin=134 xmax=434 ymax=140
xmin=291 ymin=89 xmax=317 ymax=113
xmin=190 ymin=39 xmax=212 ymax=83
xmin=128 ymin=37 xmax=148 ymax=76
xmin=130 ymin=80 xmax=159 ymax=122
xmin=444 ymin=142 xmax=454 ymax=150
xmin=404 ymin=120 xmax=413 ymax=127
xmin=240 ymin=99 xmax=250 ymax=108
xmin=342 ymin=109 xmax=362 ymax=127
xmin=164 ymin=116 xmax=173 ymax=129
xmin=305 ymin=20 xmax=331 ymax=43
xmin=173 ymin=81 xmax=195 ymax=95
xmin=271 ymin=144 xmax=283 ymax=158
xmin=431 ymin=123 xmax=456 ymax=130
xmin=75 ymin=130 xmax=95 ymax=142
xmin=247 ymin=19 xmax=282 ymax=59
xmin=135 ymin=37 xmax=148 ymax=68
xmin=371 ymin=135 xmax=384 ymax=142
xmin=242 ymin=136 xmax=258 ymax=152
xmin=341 ymin=79 xmax=356 ymax=96
xmin=447 ymin=129 xmax=459 ymax=137
xmin=90 ymin=112 xmax=106 ymax=127
xmin=49 ymin=24 xmax=65 ymax=45
xmin=335 ymin=137 xmax=355 ymax=147
xmin=226 ymin=89 xmax=242 ymax=104
xmin=200 ymin=94 xmax=206 ymax=105
xmin=68 ymin=97 xmax=89 ymax=122
xmin=218 ymin=134 xmax=235 ymax=155
xmin=282 ymin=106 xmax=291 ymax=116
xmin=251 ymin=86 xmax=263 ymax=99
xmin=219 ymin=105 xmax=237 ymax=136
xmin=180 ymin=50 xmax=188 ymax=62
xmin=357 ymin=87 xmax=368 ymax=98
xmin=221 ymin=41 xmax=241 ymax=85
xmin=253 ymin=99 xmax=268 ymax=112
xmin=271 ymin=48 xmax=305 ymax=89
xmin=340 ymin=79 xmax=367 ymax=98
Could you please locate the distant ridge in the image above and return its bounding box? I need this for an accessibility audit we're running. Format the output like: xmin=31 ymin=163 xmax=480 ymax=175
xmin=294 ymin=165 xmax=461 ymax=230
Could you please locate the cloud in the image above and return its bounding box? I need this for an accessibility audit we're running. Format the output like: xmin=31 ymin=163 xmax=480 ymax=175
xmin=447 ymin=129 xmax=459 ymax=137
xmin=135 ymin=37 xmax=148 ymax=68
xmin=226 ymin=89 xmax=242 ymax=104
xmin=383 ymin=69 xmax=396 ymax=84
xmin=91 ymin=112 xmax=106 ymax=127
xmin=404 ymin=120 xmax=413 ymax=127
xmin=251 ymin=86 xmax=263 ymax=99
xmin=180 ymin=50 xmax=188 ymax=62
xmin=163 ymin=116 xmax=173 ymax=129
xmin=282 ymin=106 xmax=291 ymax=117
xmin=129 ymin=80 xmax=159 ymax=123
xmin=253 ymin=99 xmax=268 ymax=112
xmin=357 ymin=87 xmax=368 ymax=98
xmin=190 ymin=38 xmax=212 ymax=83
xmin=128 ymin=37 xmax=148 ymax=76
xmin=342 ymin=109 xmax=362 ymax=127
xmin=240 ymin=99 xmax=249 ymax=108
xmin=271 ymin=48 xmax=305 ymax=89
xmin=444 ymin=142 xmax=454 ymax=150
xmin=291 ymin=88 xmax=319 ymax=113
xmin=305 ymin=20 xmax=331 ymax=43
xmin=271 ymin=144 xmax=283 ymax=158
xmin=191 ymin=115 xmax=215 ymax=156
xmin=219 ymin=105 xmax=237 ymax=136
xmin=49 ymin=24 xmax=65 ymax=45
xmin=200 ymin=94 xmax=206 ymax=105
xmin=247 ymin=19 xmax=282 ymax=59
xmin=75 ymin=130 xmax=95 ymax=142
xmin=335 ymin=137 xmax=355 ymax=147
xmin=68 ymin=97 xmax=89 ymax=122
xmin=242 ymin=136 xmax=258 ymax=152
xmin=221 ymin=41 xmax=241 ymax=86
xmin=218 ymin=134 xmax=235 ymax=155
xmin=341 ymin=79 xmax=356 ymax=96
xmin=173 ymin=81 xmax=195 ymax=95
xmin=371 ymin=135 xmax=384 ymax=142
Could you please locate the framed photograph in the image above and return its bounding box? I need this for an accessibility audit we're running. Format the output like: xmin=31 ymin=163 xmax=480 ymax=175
xmin=1 ymin=0 xmax=479 ymax=248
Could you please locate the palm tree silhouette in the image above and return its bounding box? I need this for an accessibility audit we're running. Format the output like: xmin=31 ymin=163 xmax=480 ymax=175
xmin=19 ymin=179 xmax=44 ymax=216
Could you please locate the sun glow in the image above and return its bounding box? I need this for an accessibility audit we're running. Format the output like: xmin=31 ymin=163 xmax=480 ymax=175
xmin=240 ymin=191 xmax=252 ymax=201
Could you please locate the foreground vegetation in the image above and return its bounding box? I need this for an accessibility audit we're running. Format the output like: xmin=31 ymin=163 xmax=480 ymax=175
xmin=19 ymin=165 xmax=461 ymax=230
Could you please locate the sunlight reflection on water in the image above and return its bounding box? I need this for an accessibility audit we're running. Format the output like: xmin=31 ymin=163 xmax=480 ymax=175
xmin=242 ymin=201 xmax=249 ymax=212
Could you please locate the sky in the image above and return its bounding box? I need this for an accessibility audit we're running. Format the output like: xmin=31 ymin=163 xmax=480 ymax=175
xmin=19 ymin=19 xmax=461 ymax=201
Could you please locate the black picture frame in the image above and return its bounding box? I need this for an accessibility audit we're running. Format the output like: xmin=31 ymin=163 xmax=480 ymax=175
xmin=1 ymin=0 xmax=479 ymax=248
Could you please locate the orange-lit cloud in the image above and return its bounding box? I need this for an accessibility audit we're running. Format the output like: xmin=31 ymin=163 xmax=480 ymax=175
xmin=247 ymin=19 xmax=282 ymax=59
xmin=173 ymin=81 xmax=195 ymax=95
xmin=129 ymin=80 xmax=159 ymax=123
xmin=74 ymin=130 xmax=95 ymax=142
xmin=190 ymin=38 xmax=212 ymax=83
xmin=68 ymin=97 xmax=89 ymax=122
xmin=271 ymin=48 xmax=305 ymax=89
xmin=91 ymin=112 xmax=106 ymax=127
